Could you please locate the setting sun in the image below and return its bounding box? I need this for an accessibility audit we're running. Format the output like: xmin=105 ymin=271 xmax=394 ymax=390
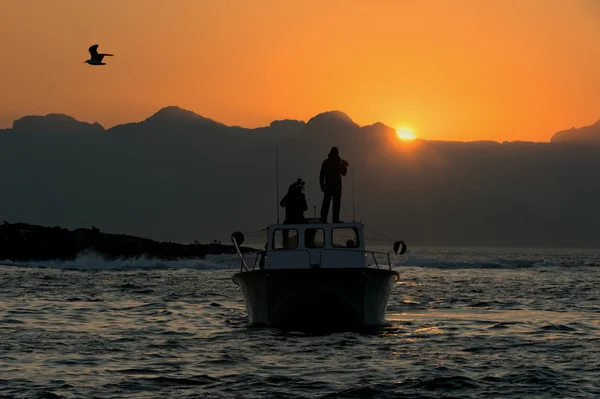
xmin=396 ymin=127 xmax=416 ymax=141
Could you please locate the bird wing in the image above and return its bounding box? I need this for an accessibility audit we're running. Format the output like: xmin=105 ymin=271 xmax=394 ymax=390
xmin=88 ymin=44 xmax=100 ymax=58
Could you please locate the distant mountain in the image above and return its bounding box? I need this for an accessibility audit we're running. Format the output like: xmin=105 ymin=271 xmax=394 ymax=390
xmin=12 ymin=113 xmax=104 ymax=134
xmin=251 ymin=119 xmax=306 ymax=141
xmin=2 ymin=106 xmax=600 ymax=248
xmin=551 ymin=119 xmax=600 ymax=143
xmin=139 ymin=106 xmax=227 ymax=128
xmin=306 ymin=110 xmax=357 ymax=127
xmin=304 ymin=111 xmax=359 ymax=139
xmin=107 ymin=106 xmax=229 ymax=136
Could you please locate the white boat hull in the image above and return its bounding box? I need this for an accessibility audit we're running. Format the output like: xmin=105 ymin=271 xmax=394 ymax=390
xmin=233 ymin=268 xmax=398 ymax=330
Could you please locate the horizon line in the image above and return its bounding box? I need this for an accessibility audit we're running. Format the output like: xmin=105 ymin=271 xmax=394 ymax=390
xmin=3 ymin=105 xmax=596 ymax=144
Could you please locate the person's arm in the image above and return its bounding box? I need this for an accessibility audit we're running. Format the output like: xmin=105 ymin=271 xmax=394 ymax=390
xmin=340 ymin=160 xmax=348 ymax=176
xmin=280 ymin=194 xmax=287 ymax=207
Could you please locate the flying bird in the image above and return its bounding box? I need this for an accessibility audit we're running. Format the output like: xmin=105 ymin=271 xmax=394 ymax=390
xmin=85 ymin=44 xmax=114 ymax=66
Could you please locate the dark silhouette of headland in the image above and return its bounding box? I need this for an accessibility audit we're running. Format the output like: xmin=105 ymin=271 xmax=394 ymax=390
xmin=0 ymin=221 xmax=255 ymax=262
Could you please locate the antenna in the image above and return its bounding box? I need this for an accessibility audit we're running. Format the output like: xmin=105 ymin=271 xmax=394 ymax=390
xmin=352 ymin=159 xmax=356 ymax=222
xmin=276 ymin=146 xmax=280 ymax=224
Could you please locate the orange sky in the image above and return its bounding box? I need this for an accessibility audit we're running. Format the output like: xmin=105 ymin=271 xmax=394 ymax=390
xmin=1 ymin=0 xmax=599 ymax=141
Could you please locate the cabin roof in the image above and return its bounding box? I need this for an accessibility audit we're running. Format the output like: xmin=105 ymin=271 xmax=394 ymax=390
xmin=267 ymin=221 xmax=363 ymax=230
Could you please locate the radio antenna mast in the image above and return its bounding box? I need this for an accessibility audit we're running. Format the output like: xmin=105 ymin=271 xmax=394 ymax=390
xmin=352 ymin=161 xmax=356 ymax=222
xmin=276 ymin=146 xmax=280 ymax=224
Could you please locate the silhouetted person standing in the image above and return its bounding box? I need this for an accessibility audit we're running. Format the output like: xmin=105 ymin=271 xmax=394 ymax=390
xmin=320 ymin=147 xmax=348 ymax=223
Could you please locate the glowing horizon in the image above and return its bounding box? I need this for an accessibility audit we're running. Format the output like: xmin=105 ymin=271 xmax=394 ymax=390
xmin=1 ymin=0 xmax=599 ymax=142
xmin=396 ymin=127 xmax=417 ymax=141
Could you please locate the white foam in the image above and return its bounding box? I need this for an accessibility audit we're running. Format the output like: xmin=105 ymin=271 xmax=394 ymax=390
xmin=2 ymin=247 xmax=599 ymax=271
xmin=0 ymin=252 xmax=241 ymax=270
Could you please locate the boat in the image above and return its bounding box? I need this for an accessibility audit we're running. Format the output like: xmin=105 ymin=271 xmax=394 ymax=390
xmin=231 ymin=220 xmax=407 ymax=331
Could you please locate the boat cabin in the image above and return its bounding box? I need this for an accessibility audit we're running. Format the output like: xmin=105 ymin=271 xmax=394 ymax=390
xmin=264 ymin=222 xmax=366 ymax=269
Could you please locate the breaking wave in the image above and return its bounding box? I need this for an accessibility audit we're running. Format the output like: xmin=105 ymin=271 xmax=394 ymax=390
xmin=0 ymin=252 xmax=241 ymax=271
xmin=1 ymin=247 xmax=599 ymax=271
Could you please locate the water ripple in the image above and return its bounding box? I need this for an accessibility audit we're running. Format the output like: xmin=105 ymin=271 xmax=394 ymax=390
xmin=0 ymin=254 xmax=599 ymax=398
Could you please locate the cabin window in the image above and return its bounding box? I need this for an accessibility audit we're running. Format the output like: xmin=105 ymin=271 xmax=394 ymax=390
xmin=305 ymin=228 xmax=325 ymax=249
xmin=332 ymin=227 xmax=360 ymax=248
xmin=272 ymin=228 xmax=299 ymax=250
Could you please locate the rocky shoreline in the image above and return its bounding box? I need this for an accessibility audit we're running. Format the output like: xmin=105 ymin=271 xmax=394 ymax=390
xmin=0 ymin=222 xmax=256 ymax=262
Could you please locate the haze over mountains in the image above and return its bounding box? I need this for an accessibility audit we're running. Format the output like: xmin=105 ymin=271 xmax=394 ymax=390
xmin=2 ymin=106 xmax=600 ymax=248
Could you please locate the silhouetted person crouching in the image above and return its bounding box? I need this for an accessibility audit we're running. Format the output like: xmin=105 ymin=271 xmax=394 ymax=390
xmin=280 ymin=178 xmax=308 ymax=247
xmin=319 ymin=147 xmax=348 ymax=223
xmin=281 ymin=178 xmax=308 ymax=224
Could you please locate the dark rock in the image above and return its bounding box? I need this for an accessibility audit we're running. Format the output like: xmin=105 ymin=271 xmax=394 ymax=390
xmin=0 ymin=222 xmax=255 ymax=262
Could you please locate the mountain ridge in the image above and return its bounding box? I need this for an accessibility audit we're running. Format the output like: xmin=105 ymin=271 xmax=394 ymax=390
xmin=4 ymin=107 xmax=600 ymax=144
xmin=2 ymin=106 xmax=600 ymax=247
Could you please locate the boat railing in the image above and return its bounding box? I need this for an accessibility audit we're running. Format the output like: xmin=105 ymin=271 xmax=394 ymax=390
xmin=240 ymin=251 xmax=264 ymax=272
xmin=235 ymin=248 xmax=399 ymax=272
xmin=232 ymin=231 xmax=407 ymax=272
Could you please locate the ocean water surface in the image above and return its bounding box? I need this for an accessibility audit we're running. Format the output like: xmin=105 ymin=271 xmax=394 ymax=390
xmin=1 ymin=247 xmax=599 ymax=398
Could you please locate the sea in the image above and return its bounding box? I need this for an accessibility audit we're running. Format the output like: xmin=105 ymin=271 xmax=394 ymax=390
xmin=1 ymin=246 xmax=599 ymax=398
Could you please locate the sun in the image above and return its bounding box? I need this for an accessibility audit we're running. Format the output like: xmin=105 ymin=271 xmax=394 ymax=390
xmin=396 ymin=127 xmax=416 ymax=141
